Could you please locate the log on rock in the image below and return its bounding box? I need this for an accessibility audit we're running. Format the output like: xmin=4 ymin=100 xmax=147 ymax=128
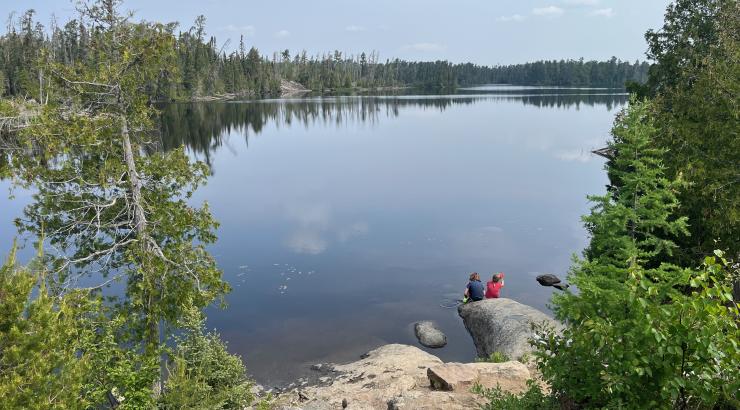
xmin=536 ymin=274 xmax=561 ymax=287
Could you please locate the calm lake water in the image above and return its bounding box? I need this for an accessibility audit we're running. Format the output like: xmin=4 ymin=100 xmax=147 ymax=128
xmin=0 ymin=86 xmax=626 ymax=385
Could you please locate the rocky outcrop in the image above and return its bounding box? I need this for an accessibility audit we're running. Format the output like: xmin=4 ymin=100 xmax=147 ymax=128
xmin=458 ymin=298 xmax=562 ymax=360
xmin=414 ymin=321 xmax=447 ymax=348
xmin=269 ymin=344 xmax=531 ymax=410
xmin=280 ymin=80 xmax=310 ymax=96
xmin=427 ymin=362 xmax=529 ymax=392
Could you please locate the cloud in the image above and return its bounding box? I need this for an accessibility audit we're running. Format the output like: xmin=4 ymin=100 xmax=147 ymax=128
xmin=532 ymin=6 xmax=565 ymax=17
xmin=402 ymin=42 xmax=446 ymax=52
xmin=275 ymin=29 xmax=290 ymax=38
xmin=345 ymin=25 xmax=366 ymax=32
xmin=284 ymin=203 xmax=330 ymax=254
xmin=562 ymin=0 xmax=599 ymax=5
xmin=337 ymin=222 xmax=369 ymax=242
xmin=220 ymin=24 xmax=255 ymax=36
xmin=589 ymin=8 xmax=615 ymax=17
xmin=496 ymin=14 xmax=526 ymax=23
xmin=285 ymin=203 xmax=330 ymax=229
xmin=285 ymin=231 xmax=327 ymax=255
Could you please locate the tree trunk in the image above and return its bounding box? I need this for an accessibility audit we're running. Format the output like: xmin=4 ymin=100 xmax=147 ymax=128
xmin=121 ymin=116 xmax=162 ymax=395
xmin=121 ymin=117 xmax=146 ymax=235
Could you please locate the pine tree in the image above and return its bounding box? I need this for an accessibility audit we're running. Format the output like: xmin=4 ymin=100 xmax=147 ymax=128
xmin=536 ymin=100 xmax=739 ymax=408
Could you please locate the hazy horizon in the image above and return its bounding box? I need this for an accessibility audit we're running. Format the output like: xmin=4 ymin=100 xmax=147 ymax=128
xmin=3 ymin=0 xmax=670 ymax=66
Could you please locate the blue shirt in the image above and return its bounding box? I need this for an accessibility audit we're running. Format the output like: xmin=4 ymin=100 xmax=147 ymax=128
xmin=467 ymin=280 xmax=485 ymax=301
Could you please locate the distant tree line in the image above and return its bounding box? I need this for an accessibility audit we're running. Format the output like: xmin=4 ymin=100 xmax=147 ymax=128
xmin=0 ymin=10 xmax=649 ymax=101
xmin=486 ymin=58 xmax=650 ymax=88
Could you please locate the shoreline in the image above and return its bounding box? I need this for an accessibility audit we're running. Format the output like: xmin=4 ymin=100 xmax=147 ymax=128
xmin=252 ymin=298 xmax=559 ymax=409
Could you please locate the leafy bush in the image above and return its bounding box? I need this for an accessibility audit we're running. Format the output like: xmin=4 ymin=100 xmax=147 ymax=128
xmin=158 ymin=308 xmax=255 ymax=409
xmin=473 ymin=379 xmax=559 ymax=410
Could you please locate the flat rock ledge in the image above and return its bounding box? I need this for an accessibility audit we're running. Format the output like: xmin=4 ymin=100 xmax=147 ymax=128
xmin=414 ymin=321 xmax=447 ymax=348
xmin=458 ymin=298 xmax=563 ymax=361
xmin=266 ymin=344 xmax=530 ymax=410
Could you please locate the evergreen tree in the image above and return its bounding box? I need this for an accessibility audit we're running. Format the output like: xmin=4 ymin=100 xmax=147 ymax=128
xmin=536 ymin=100 xmax=739 ymax=408
xmin=646 ymin=0 xmax=739 ymax=262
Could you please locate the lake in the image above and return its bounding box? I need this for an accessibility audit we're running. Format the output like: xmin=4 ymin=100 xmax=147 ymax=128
xmin=0 ymin=85 xmax=626 ymax=385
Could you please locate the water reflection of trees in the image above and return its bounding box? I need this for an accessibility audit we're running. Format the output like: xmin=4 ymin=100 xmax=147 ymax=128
xmin=158 ymin=93 xmax=626 ymax=161
xmin=509 ymin=94 xmax=626 ymax=110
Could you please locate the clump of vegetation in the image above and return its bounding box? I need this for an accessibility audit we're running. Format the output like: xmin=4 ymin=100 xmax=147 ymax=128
xmin=475 ymin=351 xmax=510 ymax=363
xmin=0 ymin=246 xmax=97 ymax=408
xmin=473 ymin=380 xmax=559 ymax=410
xmin=158 ymin=308 xmax=254 ymax=409
xmin=516 ymin=353 xmax=531 ymax=364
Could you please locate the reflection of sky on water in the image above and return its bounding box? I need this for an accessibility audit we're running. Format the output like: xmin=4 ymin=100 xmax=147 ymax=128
xmin=0 ymin=89 xmax=625 ymax=385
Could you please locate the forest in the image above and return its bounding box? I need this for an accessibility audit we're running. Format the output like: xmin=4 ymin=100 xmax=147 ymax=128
xmin=480 ymin=0 xmax=739 ymax=408
xmin=0 ymin=9 xmax=648 ymax=101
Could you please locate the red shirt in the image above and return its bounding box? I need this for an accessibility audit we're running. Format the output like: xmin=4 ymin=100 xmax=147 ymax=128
xmin=485 ymin=281 xmax=504 ymax=298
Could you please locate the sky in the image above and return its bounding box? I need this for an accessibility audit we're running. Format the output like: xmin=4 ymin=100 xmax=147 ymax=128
xmin=2 ymin=0 xmax=670 ymax=65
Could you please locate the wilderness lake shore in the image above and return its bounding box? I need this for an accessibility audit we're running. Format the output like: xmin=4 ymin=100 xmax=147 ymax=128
xmin=255 ymin=298 xmax=559 ymax=410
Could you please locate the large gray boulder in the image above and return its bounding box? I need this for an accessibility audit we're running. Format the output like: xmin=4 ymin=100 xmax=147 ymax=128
xmin=457 ymin=298 xmax=562 ymax=360
xmin=414 ymin=321 xmax=447 ymax=348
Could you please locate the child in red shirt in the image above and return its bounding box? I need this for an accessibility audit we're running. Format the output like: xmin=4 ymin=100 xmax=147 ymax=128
xmin=485 ymin=272 xmax=504 ymax=298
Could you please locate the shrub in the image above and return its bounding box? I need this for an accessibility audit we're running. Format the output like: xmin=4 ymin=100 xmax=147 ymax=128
xmin=474 ymin=379 xmax=559 ymax=410
xmin=158 ymin=308 xmax=255 ymax=409
xmin=475 ymin=351 xmax=510 ymax=363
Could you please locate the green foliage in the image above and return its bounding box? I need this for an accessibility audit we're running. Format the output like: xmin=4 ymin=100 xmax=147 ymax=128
xmin=538 ymin=254 xmax=740 ymax=408
xmin=487 ymin=57 xmax=650 ymax=88
xmin=475 ymin=351 xmax=510 ymax=363
xmin=159 ymin=308 xmax=254 ymax=409
xmin=646 ymin=0 xmax=739 ymax=261
xmin=81 ymin=312 xmax=161 ymax=409
xmin=516 ymin=352 xmax=531 ymax=364
xmin=535 ymin=101 xmax=740 ymax=408
xmin=0 ymin=246 xmax=96 ymax=409
xmin=473 ymin=379 xmax=559 ymax=410
xmin=584 ymin=99 xmax=688 ymax=269
xmin=2 ymin=0 xmax=229 ymax=348
xmin=0 ymin=2 xmax=240 ymax=406
xmin=645 ymin=0 xmax=731 ymax=95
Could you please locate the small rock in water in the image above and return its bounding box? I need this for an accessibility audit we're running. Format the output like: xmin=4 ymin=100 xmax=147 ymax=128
xmin=553 ymin=283 xmax=570 ymax=291
xmin=414 ymin=321 xmax=447 ymax=348
xmin=536 ymin=274 xmax=562 ymax=287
